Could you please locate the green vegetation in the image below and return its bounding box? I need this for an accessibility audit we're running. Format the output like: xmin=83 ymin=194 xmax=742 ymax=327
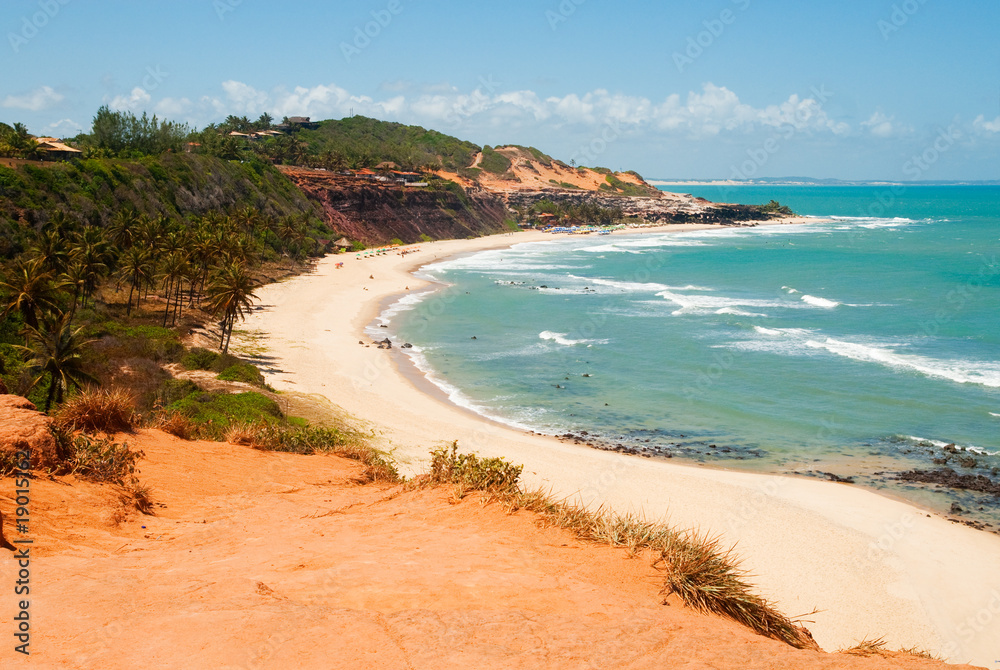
xmin=478 ymin=146 xmax=512 ymax=175
xmin=0 ymin=122 xmax=39 ymax=159
xmin=62 ymin=431 xmax=144 ymax=485
xmin=758 ymin=200 xmax=795 ymax=216
xmin=520 ymin=199 xmax=623 ymax=226
xmin=89 ymin=106 xmax=190 ymax=157
xmin=288 ymin=116 xmax=481 ymax=172
xmin=166 ymin=390 xmax=283 ymax=438
xmin=217 ymin=362 xmax=265 ymax=386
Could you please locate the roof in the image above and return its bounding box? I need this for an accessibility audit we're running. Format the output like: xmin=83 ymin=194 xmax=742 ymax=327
xmin=36 ymin=139 xmax=81 ymax=153
xmin=334 ymin=237 xmax=353 ymax=248
xmin=288 ymin=116 xmax=311 ymax=123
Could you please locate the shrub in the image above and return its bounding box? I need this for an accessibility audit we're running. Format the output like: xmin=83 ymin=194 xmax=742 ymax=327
xmin=154 ymin=411 xmax=196 ymax=440
xmin=55 ymin=388 xmax=137 ymax=434
xmin=65 ymin=433 xmax=144 ymax=484
xmin=181 ymin=347 xmax=220 ymax=371
xmin=428 ymin=441 xmax=522 ymax=496
xmin=166 ymin=391 xmax=282 ymax=439
xmin=155 ymin=378 xmax=201 ymax=407
xmin=217 ymin=362 xmax=264 ymax=386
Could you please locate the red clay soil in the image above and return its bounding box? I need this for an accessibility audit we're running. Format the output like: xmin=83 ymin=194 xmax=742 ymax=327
xmin=0 ymin=429 xmax=983 ymax=669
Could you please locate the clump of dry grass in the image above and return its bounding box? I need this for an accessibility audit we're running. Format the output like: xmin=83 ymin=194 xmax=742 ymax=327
xmin=119 ymin=476 xmax=154 ymax=515
xmin=838 ymin=637 xmax=938 ymax=660
xmin=153 ymin=411 xmax=197 ymax=440
xmin=839 ymin=636 xmax=887 ymax=656
xmin=222 ymin=422 xmax=400 ymax=484
xmin=420 ymin=442 xmax=818 ymax=650
xmin=654 ymin=531 xmax=815 ymax=649
xmin=64 ymin=433 xmax=144 ymax=485
xmin=55 ymin=388 xmax=137 ymax=434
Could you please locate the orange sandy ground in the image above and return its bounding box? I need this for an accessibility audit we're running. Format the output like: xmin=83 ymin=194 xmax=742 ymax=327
xmin=0 ymin=430 xmax=983 ymax=669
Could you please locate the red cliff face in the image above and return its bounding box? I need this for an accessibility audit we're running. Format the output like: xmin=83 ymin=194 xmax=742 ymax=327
xmin=279 ymin=167 xmax=510 ymax=246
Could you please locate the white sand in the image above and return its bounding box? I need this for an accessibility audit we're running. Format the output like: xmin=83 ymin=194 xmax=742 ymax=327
xmin=238 ymin=226 xmax=1000 ymax=666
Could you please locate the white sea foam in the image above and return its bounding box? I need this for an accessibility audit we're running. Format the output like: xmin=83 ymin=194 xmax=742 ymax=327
xmin=539 ymin=331 xmax=603 ymax=346
xmin=803 ymin=338 xmax=1000 ymax=388
xmin=782 ymin=286 xmax=800 ymax=294
xmin=575 ymin=276 xmax=714 ymax=293
xmin=991 ymin=412 xmax=1000 ymax=418
xmin=400 ymin=346 xmax=537 ymax=431
xmin=741 ymin=328 xmax=1000 ymax=389
xmin=903 ymin=436 xmax=1000 ymax=457
xmin=656 ymin=290 xmax=795 ymax=316
xmin=715 ymin=307 xmax=767 ymax=317
xmin=801 ymin=294 xmax=841 ymax=308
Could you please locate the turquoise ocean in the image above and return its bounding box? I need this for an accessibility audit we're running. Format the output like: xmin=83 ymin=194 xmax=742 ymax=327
xmin=384 ymin=186 xmax=1000 ymax=523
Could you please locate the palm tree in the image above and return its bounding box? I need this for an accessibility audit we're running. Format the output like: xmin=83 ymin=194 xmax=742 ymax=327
xmin=109 ymin=207 xmax=139 ymax=251
xmin=69 ymin=226 xmax=112 ymax=309
xmin=158 ymin=251 xmax=189 ymax=327
xmin=30 ymin=229 xmax=71 ymax=275
xmin=117 ymin=246 xmax=154 ymax=316
xmin=17 ymin=313 xmax=97 ymax=411
xmin=205 ymin=262 xmax=259 ymax=354
xmin=0 ymin=257 xmax=63 ymax=333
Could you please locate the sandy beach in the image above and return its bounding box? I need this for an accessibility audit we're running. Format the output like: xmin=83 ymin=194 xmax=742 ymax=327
xmin=237 ymin=223 xmax=1000 ymax=666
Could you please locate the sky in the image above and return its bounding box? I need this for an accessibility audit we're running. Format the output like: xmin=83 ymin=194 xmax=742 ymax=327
xmin=1 ymin=0 xmax=998 ymax=181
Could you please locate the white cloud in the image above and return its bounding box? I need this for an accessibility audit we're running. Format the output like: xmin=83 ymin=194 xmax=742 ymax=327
xmin=973 ymin=114 xmax=1000 ymax=134
xmin=43 ymin=118 xmax=84 ymax=137
xmin=2 ymin=85 xmax=64 ymax=111
xmin=109 ymin=87 xmax=152 ymax=112
xmin=861 ymin=110 xmax=914 ymax=138
xmin=135 ymin=80 xmax=856 ymax=144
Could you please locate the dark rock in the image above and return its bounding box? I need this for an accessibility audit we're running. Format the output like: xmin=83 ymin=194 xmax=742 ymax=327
xmin=896 ymin=468 xmax=1000 ymax=496
xmin=402 ymin=343 xmax=413 ymax=349
xmin=951 ymin=503 xmax=964 ymax=514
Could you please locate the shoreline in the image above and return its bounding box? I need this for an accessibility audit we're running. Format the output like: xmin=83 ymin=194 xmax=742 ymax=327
xmin=237 ymin=223 xmax=1000 ymax=666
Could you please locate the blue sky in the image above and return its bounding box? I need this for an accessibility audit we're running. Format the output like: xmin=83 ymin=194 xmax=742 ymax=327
xmin=2 ymin=0 xmax=998 ymax=180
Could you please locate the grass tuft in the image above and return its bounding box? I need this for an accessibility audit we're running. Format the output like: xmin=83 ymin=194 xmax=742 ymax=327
xmin=55 ymin=388 xmax=137 ymax=434
xmin=63 ymin=433 xmax=144 ymax=485
xmin=418 ymin=443 xmax=818 ymax=650
xmin=654 ymin=531 xmax=815 ymax=649
xmin=223 ymin=422 xmax=400 ymax=484
xmin=839 ymin=637 xmax=888 ymax=656
xmin=153 ymin=411 xmax=197 ymax=440
xmin=120 ymin=476 xmax=154 ymax=515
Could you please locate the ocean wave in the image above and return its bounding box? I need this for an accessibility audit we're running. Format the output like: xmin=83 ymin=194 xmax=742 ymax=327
xmin=782 ymin=286 xmax=800 ymax=294
xmin=656 ymin=290 xmax=797 ymax=316
xmin=373 ymin=290 xmax=437 ymax=328
xmin=801 ymin=294 xmax=841 ymax=309
xmin=574 ymin=276 xmax=714 ymax=293
xmin=742 ymin=328 xmax=1000 ymax=388
xmin=900 ymin=435 xmax=1000 ymax=457
xmin=715 ymin=308 xmax=767 ymax=317
xmin=804 ymin=338 xmax=1000 ymax=388
xmin=539 ymin=331 xmax=604 ymax=347
xmin=399 ymin=346 xmax=537 ymax=431
xmin=991 ymin=412 xmax=1000 ymax=418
